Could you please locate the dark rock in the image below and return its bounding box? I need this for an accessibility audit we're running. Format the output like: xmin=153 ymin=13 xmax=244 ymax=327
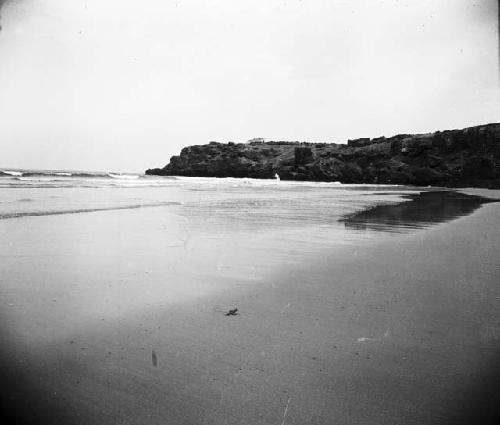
xmin=347 ymin=138 xmax=371 ymax=147
xmin=295 ymin=147 xmax=313 ymax=167
xmin=146 ymin=123 xmax=500 ymax=188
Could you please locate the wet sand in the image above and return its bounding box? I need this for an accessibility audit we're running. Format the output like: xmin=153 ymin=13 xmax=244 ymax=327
xmin=1 ymin=191 xmax=500 ymax=425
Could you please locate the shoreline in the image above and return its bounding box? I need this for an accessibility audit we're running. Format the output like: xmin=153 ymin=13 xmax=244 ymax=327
xmin=0 ymin=191 xmax=499 ymax=424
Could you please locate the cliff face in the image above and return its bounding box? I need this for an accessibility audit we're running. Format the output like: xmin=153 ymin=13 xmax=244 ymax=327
xmin=146 ymin=123 xmax=500 ymax=188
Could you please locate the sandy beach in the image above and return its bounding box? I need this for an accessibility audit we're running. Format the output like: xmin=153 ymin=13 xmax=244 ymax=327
xmin=1 ymin=189 xmax=499 ymax=425
xmin=1 ymin=0 xmax=498 ymax=423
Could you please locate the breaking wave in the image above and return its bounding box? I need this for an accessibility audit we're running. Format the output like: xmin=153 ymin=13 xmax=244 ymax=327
xmin=0 ymin=169 xmax=179 ymax=188
xmin=1 ymin=169 xmax=143 ymax=179
xmin=0 ymin=201 xmax=181 ymax=220
xmin=0 ymin=170 xmax=23 ymax=176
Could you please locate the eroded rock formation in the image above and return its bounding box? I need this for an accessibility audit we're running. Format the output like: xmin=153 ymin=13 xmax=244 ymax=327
xmin=146 ymin=123 xmax=500 ymax=188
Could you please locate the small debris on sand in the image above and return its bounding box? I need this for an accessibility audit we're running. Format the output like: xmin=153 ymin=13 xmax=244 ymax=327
xmin=225 ymin=308 xmax=239 ymax=316
xmin=152 ymin=350 xmax=158 ymax=367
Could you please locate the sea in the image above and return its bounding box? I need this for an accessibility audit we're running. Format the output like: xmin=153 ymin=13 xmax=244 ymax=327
xmin=0 ymin=167 xmax=438 ymax=230
xmin=0 ymin=168 xmax=490 ymax=236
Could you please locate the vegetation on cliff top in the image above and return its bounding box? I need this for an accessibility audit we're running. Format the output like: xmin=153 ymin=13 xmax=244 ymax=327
xmin=146 ymin=123 xmax=500 ymax=188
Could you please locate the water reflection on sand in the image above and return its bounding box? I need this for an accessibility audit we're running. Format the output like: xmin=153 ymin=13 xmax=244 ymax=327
xmin=341 ymin=191 xmax=498 ymax=233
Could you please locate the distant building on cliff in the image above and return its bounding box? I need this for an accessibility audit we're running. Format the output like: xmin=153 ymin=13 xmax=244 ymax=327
xmin=247 ymin=138 xmax=266 ymax=144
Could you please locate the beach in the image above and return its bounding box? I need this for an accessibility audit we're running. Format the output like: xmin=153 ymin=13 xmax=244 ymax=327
xmin=0 ymin=176 xmax=499 ymax=425
xmin=1 ymin=0 xmax=498 ymax=422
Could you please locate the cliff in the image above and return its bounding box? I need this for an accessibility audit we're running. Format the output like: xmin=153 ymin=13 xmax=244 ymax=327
xmin=146 ymin=123 xmax=500 ymax=188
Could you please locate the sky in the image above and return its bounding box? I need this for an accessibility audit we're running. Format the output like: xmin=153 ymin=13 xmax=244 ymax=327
xmin=0 ymin=0 xmax=498 ymax=172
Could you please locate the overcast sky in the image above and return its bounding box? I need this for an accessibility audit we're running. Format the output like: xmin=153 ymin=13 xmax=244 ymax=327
xmin=0 ymin=0 xmax=498 ymax=172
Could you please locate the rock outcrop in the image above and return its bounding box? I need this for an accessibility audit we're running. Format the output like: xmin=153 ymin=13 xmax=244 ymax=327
xmin=146 ymin=123 xmax=500 ymax=188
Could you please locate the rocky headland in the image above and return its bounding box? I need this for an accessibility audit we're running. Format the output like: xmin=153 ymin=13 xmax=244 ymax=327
xmin=146 ymin=123 xmax=500 ymax=188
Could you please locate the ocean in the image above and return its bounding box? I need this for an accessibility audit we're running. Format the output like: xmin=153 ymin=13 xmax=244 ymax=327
xmin=0 ymin=167 xmax=448 ymax=231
